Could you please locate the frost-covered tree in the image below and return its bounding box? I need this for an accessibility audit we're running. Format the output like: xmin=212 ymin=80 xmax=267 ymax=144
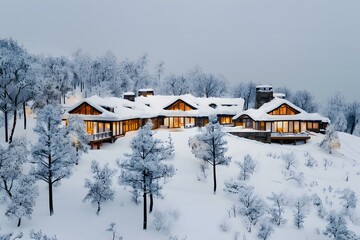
xmin=120 ymin=54 xmax=152 ymax=94
xmin=339 ymin=188 xmax=357 ymax=214
xmin=119 ymin=121 xmax=175 ymax=229
xmin=324 ymin=212 xmax=358 ymax=240
xmin=0 ymin=38 xmax=34 ymax=143
xmin=0 ymin=229 xmax=23 ymax=240
xmin=293 ymin=196 xmax=309 ymax=229
xmin=224 ymin=179 xmax=266 ymax=228
xmin=320 ymin=125 xmax=341 ymax=154
xmin=236 ymin=154 xmax=256 ymax=181
xmin=162 ymin=74 xmax=190 ymax=96
xmin=233 ymin=82 xmax=257 ymax=110
xmin=40 ymin=56 xmax=73 ymax=104
xmin=325 ymin=93 xmax=347 ymax=132
xmin=304 ymin=152 xmax=317 ymax=168
xmin=291 ymin=90 xmax=318 ymax=113
xmin=257 ymin=222 xmax=274 ymax=240
xmin=5 ymin=175 xmax=38 ymax=227
xmin=267 ymin=192 xmax=289 ymax=226
xmin=346 ymin=101 xmax=360 ymax=134
xmin=83 ymin=161 xmax=116 ymax=215
xmin=31 ymin=105 xmax=77 ymax=215
xmin=29 ymin=230 xmax=57 ymax=240
xmin=188 ymin=68 xmax=227 ymax=97
xmin=0 ymin=138 xmax=28 ymax=198
xmin=189 ymin=115 xmax=231 ymax=193
xmin=66 ymin=115 xmax=89 ymax=163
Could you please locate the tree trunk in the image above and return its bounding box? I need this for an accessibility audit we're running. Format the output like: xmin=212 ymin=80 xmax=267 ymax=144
xmin=4 ymin=110 xmax=8 ymax=142
xmin=97 ymin=201 xmax=101 ymax=215
xmin=143 ymin=172 xmax=147 ymax=230
xmin=63 ymin=93 xmax=66 ymax=105
xmin=149 ymin=192 xmax=154 ymax=213
xmin=213 ymin=162 xmax=217 ymax=194
xmin=49 ymin=180 xmax=54 ymax=216
xmin=23 ymin=101 xmax=26 ymax=130
xmin=9 ymin=108 xmax=17 ymax=144
xmin=17 ymin=217 xmax=21 ymax=227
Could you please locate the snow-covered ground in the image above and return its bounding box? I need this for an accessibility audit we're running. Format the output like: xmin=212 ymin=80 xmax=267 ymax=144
xmin=1 ymin=114 xmax=360 ymax=239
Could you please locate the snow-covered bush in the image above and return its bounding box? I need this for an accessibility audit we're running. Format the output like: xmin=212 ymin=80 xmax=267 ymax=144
xmin=236 ymin=154 xmax=256 ymax=181
xmin=29 ymin=230 xmax=57 ymax=240
xmin=323 ymin=158 xmax=333 ymax=170
xmin=323 ymin=212 xmax=358 ymax=240
xmin=311 ymin=194 xmax=327 ymax=219
xmin=83 ymin=161 xmax=116 ymax=215
xmin=282 ymin=152 xmax=297 ymax=170
xmin=257 ymin=222 xmax=274 ymax=240
xmin=304 ymin=152 xmax=317 ymax=168
xmin=5 ymin=175 xmax=38 ymax=227
xmin=219 ymin=220 xmax=231 ymax=232
xmin=320 ymin=126 xmax=341 ymax=154
xmin=151 ymin=209 xmax=179 ymax=235
xmin=106 ymin=222 xmax=123 ymax=240
xmin=267 ymin=192 xmax=289 ymax=226
xmin=339 ymin=188 xmax=357 ymax=214
xmin=0 ymin=228 xmax=23 ymax=240
xmin=283 ymin=170 xmax=304 ymax=186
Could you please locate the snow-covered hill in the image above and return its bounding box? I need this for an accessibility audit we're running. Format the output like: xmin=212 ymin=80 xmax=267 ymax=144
xmin=1 ymin=114 xmax=360 ymax=239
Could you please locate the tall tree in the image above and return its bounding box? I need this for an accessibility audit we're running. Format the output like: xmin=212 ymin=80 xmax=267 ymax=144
xmin=0 ymin=38 xmax=33 ymax=142
xmin=345 ymin=101 xmax=360 ymax=134
xmin=233 ymin=82 xmax=257 ymax=110
xmin=291 ymin=90 xmax=318 ymax=113
xmin=31 ymin=105 xmax=77 ymax=215
xmin=119 ymin=121 xmax=175 ymax=230
xmin=162 ymin=74 xmax=190 ymax=96
xmin=325 ymin=93 xmax=348 ymax=132
xmin=190 ymin=68 xmax=227 ymax=97
xmin=189 ymin=115 xmax=231 ymax=193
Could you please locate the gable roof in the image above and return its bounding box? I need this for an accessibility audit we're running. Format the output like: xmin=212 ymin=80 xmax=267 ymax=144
xmin=233 ymin=97 xmax=330 ymax=123
xmin=163 ymin=98 xmax=198 ymax=110
xmin=64 ymin=94 xmax=245 ymax=121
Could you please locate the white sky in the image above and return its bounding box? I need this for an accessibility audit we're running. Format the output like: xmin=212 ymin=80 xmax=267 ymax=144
xmin=1 ymin=0 xmax=360 ymax=105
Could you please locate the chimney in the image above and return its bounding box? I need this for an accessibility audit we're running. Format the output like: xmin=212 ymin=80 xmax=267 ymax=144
xmin=138 ymin=88 xmax=154 ymax=97
xmin=255 ymin=85 xmax=274 ymax=109
xmin=123 ymin=92 xmax=135 ymax=102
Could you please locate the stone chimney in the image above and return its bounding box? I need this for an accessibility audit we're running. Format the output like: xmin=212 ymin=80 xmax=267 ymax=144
xmin=123 ymin=92 xmax=135 ymax=102
xmin=138 ymin=88 xmax=154 ymax=97
xmin=255 ymin=85 xmax=274 ymax=109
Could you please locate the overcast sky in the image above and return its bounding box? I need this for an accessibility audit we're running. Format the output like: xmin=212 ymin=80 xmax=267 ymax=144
xmin=1 ymin=0 xmax=359 ymax=105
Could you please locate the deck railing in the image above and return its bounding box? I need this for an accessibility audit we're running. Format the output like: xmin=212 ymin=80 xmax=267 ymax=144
xmin=88 ymin=131 xmax=112 ymax=141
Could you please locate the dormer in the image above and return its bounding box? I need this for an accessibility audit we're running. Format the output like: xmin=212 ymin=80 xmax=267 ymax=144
xmin=68 ymin=102 xmax=102 ymax=115
xmin=164 ymin=99 xmax=197 ymax=111
xmin=267 ymin=103 xmax=300 ymax=115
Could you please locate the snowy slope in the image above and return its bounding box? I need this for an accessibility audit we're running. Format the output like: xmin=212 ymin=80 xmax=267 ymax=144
xmin=1 ymin=114 xmax=360 ymax=239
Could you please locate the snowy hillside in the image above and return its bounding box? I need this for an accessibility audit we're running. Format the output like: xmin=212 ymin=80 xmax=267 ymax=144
xmin=1 ymin=114 xmax=360 ymax=239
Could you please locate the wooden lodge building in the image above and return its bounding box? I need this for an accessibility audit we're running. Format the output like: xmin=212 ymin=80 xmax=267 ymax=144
xmin=63 ymin=86 xmax=330 ymax=148
xmin=231 ymin=85 xmax=330 ymax=144
xmin=63 ymin=93 xmax=244 ymax=148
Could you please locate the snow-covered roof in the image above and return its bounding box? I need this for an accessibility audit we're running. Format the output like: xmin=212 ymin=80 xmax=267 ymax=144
xmin=123 ymin=92 xmax=135 ymax=96
xmin=256 ymin=84 xmax=273 ymax=89
xmin=273 ymin=93 xmax=286 ymax=98
xmin=64 ymin=94 xmax=245 ymax=121
xmin=138 ymin=88 xmax=154 ymax=92
xmin=233 ymin=97 xmax=330 ymax=123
